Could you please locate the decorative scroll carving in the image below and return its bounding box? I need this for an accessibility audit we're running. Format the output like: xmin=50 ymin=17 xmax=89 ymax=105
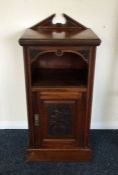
xmin=29 ymin=49 xmax=40 ymax=60
xmin=47 ymin=104 xmax=72 ymax=136
xmin=79 ymin=49 xmax=89 ymax=61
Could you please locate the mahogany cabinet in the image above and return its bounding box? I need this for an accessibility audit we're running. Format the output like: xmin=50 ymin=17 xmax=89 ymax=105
xmin=19 ymin=14 xmax=101 ymax=161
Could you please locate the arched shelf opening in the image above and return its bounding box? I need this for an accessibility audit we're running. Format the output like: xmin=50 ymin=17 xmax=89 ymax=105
xmin=31 ymin=50 xmax=88 ymax=87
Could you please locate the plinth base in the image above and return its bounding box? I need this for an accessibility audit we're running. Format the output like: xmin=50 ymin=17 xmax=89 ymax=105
xmin=27 ymin=147 xmax=91 ymax=161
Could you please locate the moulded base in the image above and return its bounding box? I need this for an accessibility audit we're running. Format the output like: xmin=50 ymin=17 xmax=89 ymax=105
xmin=26 ymin=147 xmax=91 ymax=161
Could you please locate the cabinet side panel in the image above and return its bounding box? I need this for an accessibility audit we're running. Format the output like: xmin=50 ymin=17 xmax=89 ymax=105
xmin=23 ymin=47 xmax=35 ymax=147
xmin=84 ymin=46 xmax=97 ymax=146
xmin=76 ymin=92 xmax=87 ymax=147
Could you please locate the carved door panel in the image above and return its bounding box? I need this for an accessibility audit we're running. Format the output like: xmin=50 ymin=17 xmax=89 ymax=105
xmin=33 ymin=90 xmax=86 ymax=149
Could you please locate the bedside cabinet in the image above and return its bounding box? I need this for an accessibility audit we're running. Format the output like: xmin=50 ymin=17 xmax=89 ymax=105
xmin=19 ymin=14 xmax=101 ymax=161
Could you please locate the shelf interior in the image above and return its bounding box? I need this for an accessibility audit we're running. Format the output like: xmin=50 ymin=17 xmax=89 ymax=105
xmin=31 ymin=68 xmax=88 ymax=87
xmin=30 ymin=51 xmax=88 ymax=88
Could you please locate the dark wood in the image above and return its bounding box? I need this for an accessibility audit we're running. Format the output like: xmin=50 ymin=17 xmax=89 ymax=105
xmin=19 ymin=14 xmax=101 ymax=161
xmin=27 ymin=148 xmax=91 ymax=161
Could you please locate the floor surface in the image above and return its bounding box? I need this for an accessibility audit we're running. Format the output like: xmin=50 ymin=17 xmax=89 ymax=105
xmin=0 ymin=129 xmax=118 ymax=175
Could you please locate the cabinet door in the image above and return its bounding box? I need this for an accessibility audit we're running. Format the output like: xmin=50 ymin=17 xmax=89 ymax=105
xmin=32 ymin=90 xmax=86 ymax=149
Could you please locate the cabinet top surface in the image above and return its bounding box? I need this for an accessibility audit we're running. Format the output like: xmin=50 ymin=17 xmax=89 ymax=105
xmin=19 ymin=14 xmax=101 ymax=46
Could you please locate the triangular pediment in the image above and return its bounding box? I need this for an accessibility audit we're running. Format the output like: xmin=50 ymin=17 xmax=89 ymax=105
xmin=31 ymin=14 xmax=87 ymax=32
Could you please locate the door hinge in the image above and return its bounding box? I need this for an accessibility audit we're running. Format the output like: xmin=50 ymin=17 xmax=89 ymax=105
xmin=34 ymin=114 xmax=40 ymax=127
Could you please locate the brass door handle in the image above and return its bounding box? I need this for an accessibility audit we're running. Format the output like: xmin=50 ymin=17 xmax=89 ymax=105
xmin=34 ymin=114 xmax=39 ymax=127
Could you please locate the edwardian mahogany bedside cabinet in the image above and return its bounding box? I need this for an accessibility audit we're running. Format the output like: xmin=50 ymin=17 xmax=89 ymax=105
xmin=19 ymin=14 xmax=101 ymax=161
